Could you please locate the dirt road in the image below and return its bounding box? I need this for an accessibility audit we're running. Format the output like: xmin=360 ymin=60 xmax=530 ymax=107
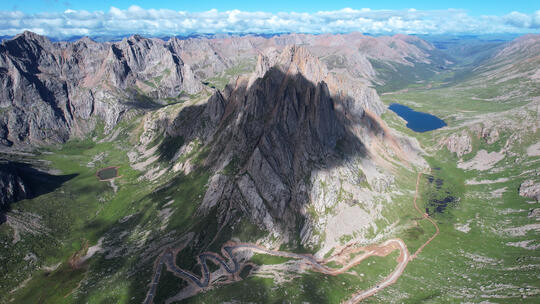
xmin=144 ymin=170 xmax=439 ymax=304
xmin=411 ymin=171 xmax=440 ymax=259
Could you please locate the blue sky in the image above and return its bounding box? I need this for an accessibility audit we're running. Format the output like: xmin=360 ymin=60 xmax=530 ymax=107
xmin=4 ymin=0 xmax=538 ymax=15
xmin=0 ymin=1 xmax=539 ymax=37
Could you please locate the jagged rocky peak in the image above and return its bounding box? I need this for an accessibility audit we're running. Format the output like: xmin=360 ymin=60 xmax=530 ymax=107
xmin=179 ymin=44 xmax=425 ymax=247
xmin=0 ymin=31 xmax=204 ymax=148
xmin=98 ymin=34 xmax=202 ymax=95
xmin=252 ymin=45 xmax=385 ymax=117
xmin=0 ymin=31 xmax=57 ymax=72
xmin=188 ymin=45 xmax=391 ymax=242
xmin=198 ymin=64 xmax=343 ymax=238
xmin=277 ymin=45 xmax=329 ymax=83
xmin=251 ymin=45 xmax=328 ymax=84
xmin=115 ymin=35 xmax=165 ymax=71
xmin=3 ymin=31 xmax=54 ymax=53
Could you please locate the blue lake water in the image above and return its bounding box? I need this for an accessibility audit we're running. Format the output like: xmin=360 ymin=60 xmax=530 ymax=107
xmin=388 ymin=103 xmax=446 ymax=132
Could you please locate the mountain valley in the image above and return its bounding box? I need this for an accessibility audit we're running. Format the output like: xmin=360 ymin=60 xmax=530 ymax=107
xmin=0 ymin=31 xmax=539 ymax=303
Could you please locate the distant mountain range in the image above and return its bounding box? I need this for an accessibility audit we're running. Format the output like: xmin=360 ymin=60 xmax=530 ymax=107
xmin=0 ymin=32 xmax=522 ymax=43
xmin=2 ymin=30 xmax=538 ymax=149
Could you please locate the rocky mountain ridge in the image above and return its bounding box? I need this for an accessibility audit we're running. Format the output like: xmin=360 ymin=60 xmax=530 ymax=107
xmin=1 ymin=30 xmax=539 ymax=304
xmin=468 ymin=33 xmax=540 ymax=98
xmin=168 ymin=32 xmax=444 ymax=86
xmin=0 ymin=31 xmax=449 ymax=148
xmin=125 ymin=44 xmax=425 ymax=250
xmin=0 ymin=30 xmax=429 ymax=246
xmin=0 ymin=31 xmax=203 ymax=148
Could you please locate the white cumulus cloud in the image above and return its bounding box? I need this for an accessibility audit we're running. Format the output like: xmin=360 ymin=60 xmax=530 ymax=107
xmin=0 ymin=6 xmax=538 ymax=38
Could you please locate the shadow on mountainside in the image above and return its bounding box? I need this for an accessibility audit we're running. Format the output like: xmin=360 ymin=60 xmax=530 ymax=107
xmin=123 ymin=68 xmax=393 ymax=303
xmin=78 ymin=68 xmax=391 ymax=304
xmin=0 ymin=161 xmax=77 ymax=223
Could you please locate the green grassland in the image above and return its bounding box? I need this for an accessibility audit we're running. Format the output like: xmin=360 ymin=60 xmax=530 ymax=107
xmin=0 ymin=104 xmax=217 ymax=303
xmin=2 ymin=41 xmax=540 ymax=304
xmin=375 ymin=62 xmax=540 ymax=302
xmin=374 ymin=147 xmax=540 ymax=302
xmin=0 ymin=94 xmax=419 ymax=303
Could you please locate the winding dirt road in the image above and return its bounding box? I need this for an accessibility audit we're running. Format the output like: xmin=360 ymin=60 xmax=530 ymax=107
xmin=344 ymin=239 xmax=409 ymax=303
xmin=144 ymin=171 xmax=439 ymax=304
xmin=411 ymin=171 xmax=440 ymax=259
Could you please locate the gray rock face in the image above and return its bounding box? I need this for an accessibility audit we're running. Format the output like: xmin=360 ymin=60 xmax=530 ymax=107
xmin=0 ymin=163 xmax=29 ymax=210
xmin=529 ymin=208 xmax=540 ymax=220
xmin=167 ymin=38 xmax=232 ymax=80
xmin=443 ymin=131 xmax=472 ymax=157
xmin=254 ymin=46 xmax=386 ymax=116
xmin=481 ymin=127 xmax=499 ymax=145
xmin=470 ymin=123 xmax=500 ymax=145
xmin=0 ymin=32 xmax=402 ymax=245
xmin=191 ymin=46 xmax=385 ymax=240
xmin=0 ymin=32 xmax=203 ymax=148
xmin=520 ymin=180 xmax=540 ymax=202
xmin=0 ymin=31 xmax=433 ymax=149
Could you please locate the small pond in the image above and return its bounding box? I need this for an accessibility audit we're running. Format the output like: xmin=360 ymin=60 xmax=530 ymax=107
xmin=389 ymin=103 xmax=446 ymax=132
xmin=97 ymin=167 xmax=118 ymax=181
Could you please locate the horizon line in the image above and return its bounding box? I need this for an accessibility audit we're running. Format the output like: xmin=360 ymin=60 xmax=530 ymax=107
xmin=0 ymin=30 xmax=530 ymax=43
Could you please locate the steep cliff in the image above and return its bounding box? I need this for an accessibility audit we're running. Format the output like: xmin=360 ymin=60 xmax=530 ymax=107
xmin=137 ymin=45 xmax=419 ymax=247
xmin=0 ymin=32 xmax=435 ymax=303
xmin=0 ymin=162 xmax=29 ymax=211
xmin=0 ymin=31 xmax=446 ymax=148
xmin=0 ymin=32 xmax=202 ymax=148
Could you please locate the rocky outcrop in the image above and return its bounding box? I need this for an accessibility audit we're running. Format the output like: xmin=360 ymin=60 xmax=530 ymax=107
xmin=0 ymin=162 xmax=29 ymax=211
xmin=442 ymin=131 xmax=472 ymax=157
xmin=169 ymin=45 xmax=395 ymax=244
xmin=481 ymin=127 xmax=499 ymax=144
xmin=529 ymin=208 xmax=540 ymax=220
xmin=519 ymin=180 xmax=540 ymax=202
xmin=470 ymin=123 xmax=500 ymax=145
xmin=0 ymin=32 xmax=203 ymax=148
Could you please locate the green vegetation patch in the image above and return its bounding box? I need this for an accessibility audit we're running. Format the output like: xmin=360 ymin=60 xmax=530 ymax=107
xmin=250 ymin=254 xmax=293 ymax=265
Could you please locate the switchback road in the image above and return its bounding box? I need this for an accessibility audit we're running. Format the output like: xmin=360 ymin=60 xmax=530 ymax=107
xmin=144 ymin=171 xmax=438 ymax=304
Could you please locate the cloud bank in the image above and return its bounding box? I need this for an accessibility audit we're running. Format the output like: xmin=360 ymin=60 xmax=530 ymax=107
xmin=0 ymin=6 xmax=539 ymax=38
